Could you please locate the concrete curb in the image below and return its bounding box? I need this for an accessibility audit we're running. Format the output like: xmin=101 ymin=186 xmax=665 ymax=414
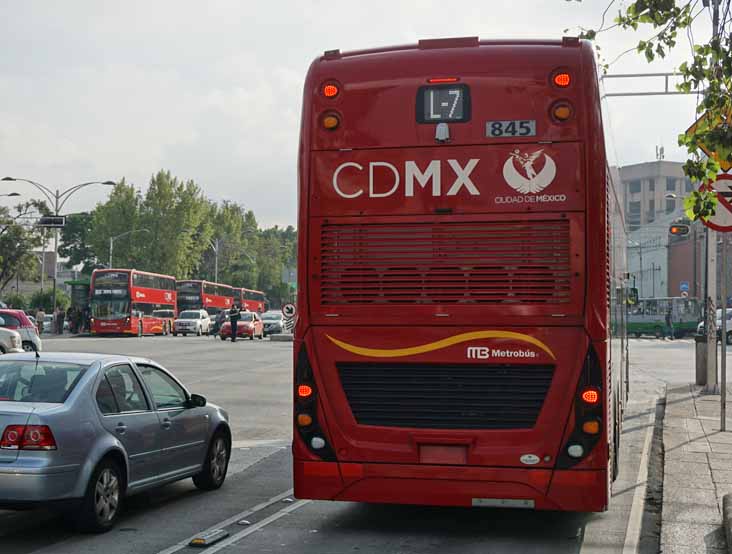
xmin=269 ymin=334 xmax=294 ymax=342
xmin=724 ymin=494 xmax=732 ymax=554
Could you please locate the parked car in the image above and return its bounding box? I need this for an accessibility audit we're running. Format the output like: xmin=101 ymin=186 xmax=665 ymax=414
xmin=261 ymin=311 xmax=284 ymax=336
xmin=0 ymin=352 xmax=231 ymax=532
xmin=0 ymin=309 xmax=42 ymax=352
xmin=173 ymin=309 xmax=211 ymax=336
xmin=0 ymin=328 xmax=23 ymax=354
xmin=219 ymin=311 xmax=264 ymax=340
xmin=697 ymin=308 xmax=732 ymax=344
xmin=152 ymin=309 xmax=176 ymax=335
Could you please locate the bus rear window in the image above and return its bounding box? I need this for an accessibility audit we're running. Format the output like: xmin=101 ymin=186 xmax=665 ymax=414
xmin=416 ymin=84 xmax=470 ymax=123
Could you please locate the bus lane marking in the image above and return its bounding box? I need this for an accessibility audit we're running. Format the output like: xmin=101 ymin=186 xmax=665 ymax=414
xmin=154 ymin=488 xmax=294 ymax=554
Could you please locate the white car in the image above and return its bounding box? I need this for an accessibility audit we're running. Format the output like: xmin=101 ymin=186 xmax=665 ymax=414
xmin=0 ymin=328 xmax=23 ymax=354
xmin=173 ymin=309 xmax=211 ymax=336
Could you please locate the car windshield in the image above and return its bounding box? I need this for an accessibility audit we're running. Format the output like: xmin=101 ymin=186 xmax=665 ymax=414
xmin=262 ymin=313 xmax=281 ymax=321
xmin=0 ymin=361 xmax=88 ymax=403
xmin=179 ymin=311 xmax=200 ymax=319
xmin=91 ymin=300 xmax=130 ymax=320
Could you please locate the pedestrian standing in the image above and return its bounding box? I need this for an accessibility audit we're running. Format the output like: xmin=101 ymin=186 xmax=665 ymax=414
xmin=36 ymin=308 xmax=45 ymax=335
xmin=665 ymin=307 xmax=675 ymax=340
xmin=229 ymin=304 xmax=241 ymax=342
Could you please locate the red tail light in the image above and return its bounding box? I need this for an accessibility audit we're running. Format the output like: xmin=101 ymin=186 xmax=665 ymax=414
xmin=581 ymin=388 xmax=600 ymax=405
xmin=1 ymin=425 xmax=57 ymax=450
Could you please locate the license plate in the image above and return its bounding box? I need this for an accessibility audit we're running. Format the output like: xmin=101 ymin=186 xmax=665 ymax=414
xmin=486 ymin=119 xmax=536 ymax=137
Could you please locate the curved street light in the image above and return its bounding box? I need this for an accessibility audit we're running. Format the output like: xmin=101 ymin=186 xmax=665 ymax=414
xmin=1 ymin=176 xmax=117 ymax=310
xmin=0 ymin=192 xmax=20 ymax=198
xmin=109 ymin=229 xmax=150 ymax=269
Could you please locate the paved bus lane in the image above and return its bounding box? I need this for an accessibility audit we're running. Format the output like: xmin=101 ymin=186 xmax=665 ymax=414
xmin=0 ymin=337 xmax=666 ymax=554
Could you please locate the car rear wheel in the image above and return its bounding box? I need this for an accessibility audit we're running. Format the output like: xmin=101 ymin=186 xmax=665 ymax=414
xmin=0 ymin=345 xmax=5 ymax=354
xmin=22 ymin=341 xmax=35 ymax=352
xmin=193 ymin=431 xmax=230 ymax=491
xmin=75 ymin=459 xmax=123 ymax=533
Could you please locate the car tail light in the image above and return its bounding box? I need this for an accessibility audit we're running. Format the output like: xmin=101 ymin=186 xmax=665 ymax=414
xmin=1 ymin=425 xmax=57 ymax=450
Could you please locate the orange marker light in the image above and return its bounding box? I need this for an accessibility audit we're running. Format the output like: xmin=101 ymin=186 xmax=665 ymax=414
xmin=582 ymin=420 xmax=601 ymax=434
xmin=553 ymin=72 xmax=571 ymax=87
xmin=298 ymin=384 xmax=313 ymax=398
xmin=581 ymin=389 xmax=599 ymax=404
xmin=297 ymin=414 xmax=313 ymax=426
xmin=323 ymin=114 xmax=340 ymax=130
xmin=323 ymin=84 xmax=339 ymax=98
xmin=552 ymin=102 xmax=573 ymax=121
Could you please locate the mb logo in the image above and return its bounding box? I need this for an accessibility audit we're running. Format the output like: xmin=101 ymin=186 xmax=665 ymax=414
xmin=466 ymin=346 xmax=490 ymax=359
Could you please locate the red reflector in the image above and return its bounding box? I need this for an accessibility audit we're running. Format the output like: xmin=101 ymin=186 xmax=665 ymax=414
xmin=298 ymin=385 xmax=313 ymax=398
xmin=581 ymin=389 xmax=600 ymax=404
xmin=323 ymin=84 xmax=339 ymax=98
xmin=553 ymin=72 xmax=571 ymax=87
xmin=1 ymin=425 xmax=57 ymax=450
xmin=427 ymin=77 xmax=459 ymax=84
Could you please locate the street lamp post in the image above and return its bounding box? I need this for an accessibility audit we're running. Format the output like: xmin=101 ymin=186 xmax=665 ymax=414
xmin=109 ymin=229 xmax=150 ymax=269
xmin=208 ymin=238 xmax=220 ymax=283
xmin=0 ymin=192 xmax=20 ymax=198
xmin=1 ymin=177 xmax=116 ymax=311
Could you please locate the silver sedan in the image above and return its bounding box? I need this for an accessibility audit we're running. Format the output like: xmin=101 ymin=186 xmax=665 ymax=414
xmin=0 ymin=352 xmax=231 ymax=533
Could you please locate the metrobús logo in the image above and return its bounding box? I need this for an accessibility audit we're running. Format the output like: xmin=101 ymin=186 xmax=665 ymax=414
xmin=496 ymin=148 xmax=565 ymax=205
xmin=135 ymin=291 xmax=146 ymax=299
xmin=466 ymin=346 xmax=539 ymax=360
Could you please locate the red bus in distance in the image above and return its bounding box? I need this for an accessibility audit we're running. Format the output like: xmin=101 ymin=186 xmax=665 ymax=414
xmin=294 ymin=37 xmax=629 ymax=512
xmin=240 ymin=288 xmax=266 ymax=313
xmin=90 ymin=269 xmax=176 ymax=336
xmin=176 ymin=280 xmax=234 ymax=316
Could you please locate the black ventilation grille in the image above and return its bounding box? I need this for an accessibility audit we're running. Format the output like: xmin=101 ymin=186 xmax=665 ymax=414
xmin=337 ymin=362 xmax=555 ymax=429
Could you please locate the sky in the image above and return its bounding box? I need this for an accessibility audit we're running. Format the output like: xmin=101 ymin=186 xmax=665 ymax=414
xmin=0 ymin=1 xmax=714 ymax=227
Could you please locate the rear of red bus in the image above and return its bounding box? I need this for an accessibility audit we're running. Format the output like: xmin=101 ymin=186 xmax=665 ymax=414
xmin=241 ymin=288 xmax=266 ymax=313
xmin=91 ymin=269 xmax=176 ymax=335
xmin=294 ymin=38 xmax=626 ymax=512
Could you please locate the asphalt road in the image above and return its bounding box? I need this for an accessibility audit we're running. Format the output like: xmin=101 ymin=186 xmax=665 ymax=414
xmin=0 ymin=336 xmax=682 ymax=553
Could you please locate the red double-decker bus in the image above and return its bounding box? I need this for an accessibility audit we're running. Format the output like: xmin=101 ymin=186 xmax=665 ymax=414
xmin=239 ymin=288 xmax=266 ymax=313
xmin=293 ymin=37 xmax=630 ymax=512
xmin=90 ymin=269 xmax=176 ymax=336
xmin=176 ymin=280 xmax=234 ymax=316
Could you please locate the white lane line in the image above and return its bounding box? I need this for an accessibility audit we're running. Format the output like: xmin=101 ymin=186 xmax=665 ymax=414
xmin=621 ymin=400 xmax=656 ymax=554
xmin=154 ymin=488 xmax=294 ymax=554
xmin=232 ymin=439 xmax=289 ymax=449
xmin=201 ymin=499 xmax=310 ymax=554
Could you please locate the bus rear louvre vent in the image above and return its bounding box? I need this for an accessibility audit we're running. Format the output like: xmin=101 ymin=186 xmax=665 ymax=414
xmin=338 ymin=362 xmax=555 ymax=429
xmin=319 ymin=220 xmax=571 ymax=305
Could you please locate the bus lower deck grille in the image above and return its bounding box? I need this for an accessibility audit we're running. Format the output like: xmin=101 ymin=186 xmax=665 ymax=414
xmin=337 ymin=363 xmax=555 ymax=429
xmin=319 ymin=220 xmax=571 ymax=305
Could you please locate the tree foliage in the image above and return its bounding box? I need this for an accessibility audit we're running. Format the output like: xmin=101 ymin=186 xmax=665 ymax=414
xmin=0 ymin=200 xmax=48 ymax=291
xmin=571 ymin=0 xmax=732 ymax=220
xmin=59 ymin=170 xmax=297 ymax=306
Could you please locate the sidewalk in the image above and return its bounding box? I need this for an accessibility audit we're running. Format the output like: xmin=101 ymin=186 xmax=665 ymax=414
xmin=662 ymin=384 xmax=732 ymax=553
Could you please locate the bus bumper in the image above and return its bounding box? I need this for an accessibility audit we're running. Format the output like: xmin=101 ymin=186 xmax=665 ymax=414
xmin=294 ymin=460 xmax=607 ymax=512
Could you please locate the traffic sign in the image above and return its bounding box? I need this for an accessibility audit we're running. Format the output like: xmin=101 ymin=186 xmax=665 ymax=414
xmin=701 ymin=174 xmax=732 ymax=232
xmin=282 ymin=303 xmax=296 ymax=318
xmin=681 ymin=291 xmax=689 ymax=299
xmin=680 ymin=281 xmax=689 ymax=293
xmin=37 ymin=215 xmax=66 ymax=228
xmin=687 ymin=112 xmax=732 ymax=172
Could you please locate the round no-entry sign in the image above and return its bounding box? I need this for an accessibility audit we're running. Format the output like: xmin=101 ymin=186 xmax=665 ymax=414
xmin=282 ymin=303 xmax=296 ymax=318
xmin=702 ymin=174 xmax=732 ymax=232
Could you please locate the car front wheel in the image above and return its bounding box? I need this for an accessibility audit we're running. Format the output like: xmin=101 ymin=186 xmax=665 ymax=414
xmin=75 ymin=459 xmax=123 ymax=533
xmin=193 ymin=432 xmax=230 ymax=491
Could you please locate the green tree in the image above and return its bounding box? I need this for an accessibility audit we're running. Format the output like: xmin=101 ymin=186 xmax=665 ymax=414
xmin=138 ymin=170 xmax=213 ymax=278
xmin=30 ymin=289 xmax=71 ymax=312
xmin=88 ymin=179 xmax=144 ymax=269
xmin=1 ymin=292 xmax=28 ymax=310
xmin=0 ymin=200 xmax=48 ymax=291
xmin=572 ymin=0 xmax=732 ymax=220
xmin=59 ymin=212 xmax=98 ymax=273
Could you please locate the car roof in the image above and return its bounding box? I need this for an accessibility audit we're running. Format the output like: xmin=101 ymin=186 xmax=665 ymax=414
xmin=0 ymin=352 xmax=159 ymax=366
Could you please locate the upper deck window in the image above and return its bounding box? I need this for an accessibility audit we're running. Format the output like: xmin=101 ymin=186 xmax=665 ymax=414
xmin=416 ymin=84 xmax=470 ymax=124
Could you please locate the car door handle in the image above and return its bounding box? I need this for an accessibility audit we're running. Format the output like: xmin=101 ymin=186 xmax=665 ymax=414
xmin=115 ymin=424 xmax=127 ymax=434
xmin=161 ymin=417 xmax=172 ymax=430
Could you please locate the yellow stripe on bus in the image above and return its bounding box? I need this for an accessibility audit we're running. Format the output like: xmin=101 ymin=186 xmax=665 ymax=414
xmin=326 ymin=331 xmax=556 ymax=360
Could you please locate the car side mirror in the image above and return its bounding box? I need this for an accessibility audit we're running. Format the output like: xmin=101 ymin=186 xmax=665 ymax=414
xmin=188 ymin=393 xmax=207 ymax=408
